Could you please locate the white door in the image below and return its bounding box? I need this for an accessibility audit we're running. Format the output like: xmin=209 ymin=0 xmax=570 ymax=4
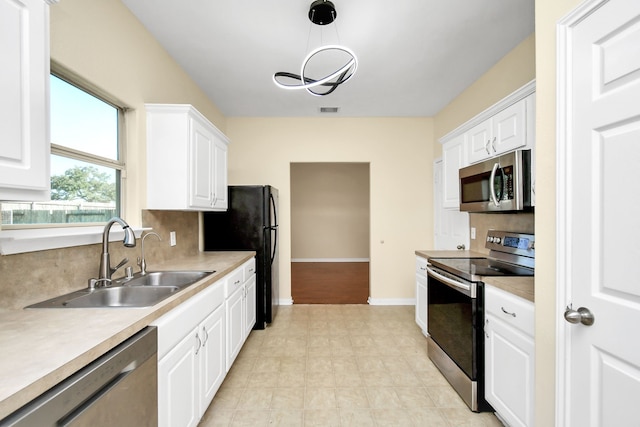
xmin=434 ymin=159 xmax=469 ymax=250
xmin=557 ymin=0 xmax=640 ymax=425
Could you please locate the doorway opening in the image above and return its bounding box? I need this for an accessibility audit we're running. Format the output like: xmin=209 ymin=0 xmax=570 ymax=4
xmin=290 ymin=162 xmax=370 ymax=304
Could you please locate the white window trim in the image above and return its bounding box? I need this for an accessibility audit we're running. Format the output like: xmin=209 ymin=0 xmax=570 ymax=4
xmin=0 ymin=226 xmax=148 ymax=255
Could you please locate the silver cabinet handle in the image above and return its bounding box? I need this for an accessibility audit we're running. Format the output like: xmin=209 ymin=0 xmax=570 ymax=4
xmin=564 ymin=306 xmax=595 ymax=326
xmin=491 ymin=136 xmax=496 ymax=152
xmin=201 ymin=326 xmax=209 ymax=347
xmin=501 ymin=307 xmax=516 ymax=317
xmin=485 ymin=139 xmax=491 ymax=155
xmin=195 ymin=332 xmax=202 ymax=355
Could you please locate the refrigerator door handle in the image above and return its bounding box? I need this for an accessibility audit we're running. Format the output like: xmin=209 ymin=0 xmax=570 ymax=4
xmin=269 ymin=192 xmax=278 ymax=265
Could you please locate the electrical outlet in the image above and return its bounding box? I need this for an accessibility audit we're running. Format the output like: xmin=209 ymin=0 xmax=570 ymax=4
xmin=471 ymin=227 xmax=476 ymax=240
xmin=170 ymin=231 xmax=176 ymax=246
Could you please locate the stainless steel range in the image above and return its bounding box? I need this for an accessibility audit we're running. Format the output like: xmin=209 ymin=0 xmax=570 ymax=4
xmin=426 ymin=230 xmax=534 ymax=412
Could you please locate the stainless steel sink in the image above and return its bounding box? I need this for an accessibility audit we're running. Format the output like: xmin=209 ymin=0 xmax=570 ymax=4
xmin=114 ymin=271 xmax=213 ymax=289
xmin=26 ymin=270 xmax=214 ymax=309
xmin=63 ymin=286 xmax=181 ymax=308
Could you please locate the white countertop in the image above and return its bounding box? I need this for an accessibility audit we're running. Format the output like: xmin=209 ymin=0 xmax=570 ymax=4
xmin=0 ymin=251 xmax=255 ymax=420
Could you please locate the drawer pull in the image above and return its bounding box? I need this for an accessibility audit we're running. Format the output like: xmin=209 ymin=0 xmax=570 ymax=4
xmin=501 ymin=307 xmax=517 ymax=317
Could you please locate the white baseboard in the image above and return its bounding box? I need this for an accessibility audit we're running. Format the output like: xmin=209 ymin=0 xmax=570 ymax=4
xmin=278 ymin=298 xmax=294 ymax=306
xmin=290 ymin=258 xmax=370 ymax=263
xmin=367 ymin=297 xmax=415 ymax=306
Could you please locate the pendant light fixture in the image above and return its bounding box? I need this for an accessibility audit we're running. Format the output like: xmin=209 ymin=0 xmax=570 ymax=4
xmin=273 ymin=0 xmax=358 ymax=96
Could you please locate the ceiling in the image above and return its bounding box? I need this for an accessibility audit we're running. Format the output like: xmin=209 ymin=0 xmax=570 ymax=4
xmin=121 ymin=0 xmax=535 ymax=118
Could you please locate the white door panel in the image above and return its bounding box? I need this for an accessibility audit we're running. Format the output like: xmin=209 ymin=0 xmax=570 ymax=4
xmin=558 ymin=0 xmax=640 ymax=425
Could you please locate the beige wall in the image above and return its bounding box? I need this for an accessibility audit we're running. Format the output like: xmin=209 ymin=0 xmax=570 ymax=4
xmin=434 ymin=34 xmax=536 ymax=156
xmin=535 ymin=0 xmax=582 ymax=425
xmin=50 ymin=0 xmax=226 ymax=227
xmin=226 ymin=118 xmax=433 ymax=302
xmin=290 ymin=163 xmax=370 ymax=259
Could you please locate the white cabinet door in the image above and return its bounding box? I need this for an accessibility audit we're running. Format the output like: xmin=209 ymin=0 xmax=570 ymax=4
xmin=467 ymin=120 xmax=492 ymax=165
xmin=199 ymin=304 xmax=225 ymax=417
xmin=0 ymin=0 xmax=50 ymax=201
xmin=468 ymin=96 xmax=532 ymax=164
xmin=484 ymin=285 xmax=535 ymax=427
xmin=492 ymin=99 xmax=527 ymax=155
xmin=158 ymin=330 xmax=200 ymax=427
xmin=225 ymin=286 xmax=244 ymax=371
xmin=244 ymin=275 xmax=256 ymax=336
xmin=189 ymin=117 xmax=215 ymax=208
xmin=441 ymin=133 xmax=467 ymax=209
xmin=485 ymin=314 xmax=535 ymax=427
xmin=415 ymin=271 xmax=427 ymax=334
xmin=146 ymin=104 xmax=229 ymax=211
xmin=434 ymin=159 xmax=470 ymax=249
xmin=212 ymin=138 xmax=228 ymax=210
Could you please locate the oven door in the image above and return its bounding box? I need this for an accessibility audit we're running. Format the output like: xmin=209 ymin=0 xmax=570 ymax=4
xmin=426 ymin=266 xmax=479 ymax=381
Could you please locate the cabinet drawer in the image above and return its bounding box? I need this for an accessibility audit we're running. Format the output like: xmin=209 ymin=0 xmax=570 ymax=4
xmin=243 ymin=258 xmax=256 ymax=279
xmin=416 ymin=257 xmax=428 ymax=276
xmin=485 ymin=284 xmax=534 ymax=336
xmin=224 ymin=267 xmax=244 ymax=297
xmin=152 ymin=279 xmax=225 ymax=358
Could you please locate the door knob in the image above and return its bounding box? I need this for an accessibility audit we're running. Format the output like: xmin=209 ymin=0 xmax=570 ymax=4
xmin=564 ymin=306 xmax=595 ymax=326
xmin=456 ymin=244 xmax=466 ymax=250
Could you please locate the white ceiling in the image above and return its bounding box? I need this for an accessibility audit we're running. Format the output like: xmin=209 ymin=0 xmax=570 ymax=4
xmin=121 ymin=0 xmax=535 ymax=118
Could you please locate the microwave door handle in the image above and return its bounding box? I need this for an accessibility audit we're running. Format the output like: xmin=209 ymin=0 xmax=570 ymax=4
xmin=489 ymin=162 xmax=501 ymax=207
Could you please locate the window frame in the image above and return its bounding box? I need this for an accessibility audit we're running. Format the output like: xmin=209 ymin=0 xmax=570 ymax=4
xmin=1 ymin=63 xmax=128 ymax=229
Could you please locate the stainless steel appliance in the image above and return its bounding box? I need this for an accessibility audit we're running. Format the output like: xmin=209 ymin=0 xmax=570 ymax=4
xmin=426 ymin=230 xmax=534 ymax=412
xmin=203 ymin=185 xmax=279 ymax=329
xmin=0 ymin=327 xmax=157 ymax=426
xmin=459 ymin=150 xmax=532 ymax=212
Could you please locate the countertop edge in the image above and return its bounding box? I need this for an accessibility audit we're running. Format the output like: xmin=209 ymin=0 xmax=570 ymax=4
xmin=0 ymin=251 xmax=256 ymax=420
xmin=414 ymin=249 xmax=534 ymax=303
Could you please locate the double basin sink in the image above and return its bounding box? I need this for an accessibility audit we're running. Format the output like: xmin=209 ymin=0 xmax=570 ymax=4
xmin=27 ymin=271 xmax=214 ymax=309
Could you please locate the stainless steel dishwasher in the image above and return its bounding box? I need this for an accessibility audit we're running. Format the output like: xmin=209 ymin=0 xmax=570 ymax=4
xmin=0 ymin=327 xmax=157 ymax=426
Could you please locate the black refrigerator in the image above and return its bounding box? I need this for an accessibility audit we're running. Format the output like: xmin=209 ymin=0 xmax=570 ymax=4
xmin=203 ymin=185 xmax=279 ymax=329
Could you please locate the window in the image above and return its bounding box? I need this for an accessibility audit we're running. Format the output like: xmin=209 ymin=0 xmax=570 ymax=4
xmin=1 ymin=74 xmax=125 ymax=226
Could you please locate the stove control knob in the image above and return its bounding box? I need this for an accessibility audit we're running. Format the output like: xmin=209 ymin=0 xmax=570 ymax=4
xmin=494 ymin=237 xmax=501 ymax=244
xmin=487 ymin=236 xmax=493 ymax=243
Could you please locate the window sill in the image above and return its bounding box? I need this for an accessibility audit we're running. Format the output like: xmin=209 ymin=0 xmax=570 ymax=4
xmin=0 ymin=226 xmax=148 ymax=255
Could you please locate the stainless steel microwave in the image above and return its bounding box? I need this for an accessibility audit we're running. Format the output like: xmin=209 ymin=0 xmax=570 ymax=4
xmin=459 ymin=149 xmax=532 ymax=212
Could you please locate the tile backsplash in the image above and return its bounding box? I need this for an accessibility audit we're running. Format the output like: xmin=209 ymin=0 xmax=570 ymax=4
xmin=469 ymin=212 xmax=534 ymax=254
xmin=0 ymin=211 xmax=200 ymax=309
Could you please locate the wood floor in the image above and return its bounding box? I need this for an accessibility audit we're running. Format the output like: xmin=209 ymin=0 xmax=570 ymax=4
xmin=291 ymin=262 xmax=369 ymax=304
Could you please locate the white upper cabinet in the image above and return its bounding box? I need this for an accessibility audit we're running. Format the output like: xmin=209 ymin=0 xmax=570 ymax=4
xmin=441 ymin=133 xmax=467 ymax=209
xmin=146 ymin=104 xmax=229 ymax=211
xmin=0 ymin=0 xmax=54 ymax=201
xmin=467 ymin=95 xmax=534 ymax=164
xmin=438 ymin=81 xmax=535 ymax=210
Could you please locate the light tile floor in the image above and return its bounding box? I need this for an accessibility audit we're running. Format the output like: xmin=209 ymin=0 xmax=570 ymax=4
xmin=199 ymin=304 xmax=503 ymax=427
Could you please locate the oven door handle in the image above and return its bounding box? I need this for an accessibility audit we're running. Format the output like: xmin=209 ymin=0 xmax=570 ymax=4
xmin=426 ymin=265 xmax=473 ymax=297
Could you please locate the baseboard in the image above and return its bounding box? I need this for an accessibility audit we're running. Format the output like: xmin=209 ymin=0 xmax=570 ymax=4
xmin=367 ymin=297 xmax=415 ymax=306
xmin=278 ymin=297 xmax=294 ymax=305
xmin=291 ymin=258 xmax=370 ymax=263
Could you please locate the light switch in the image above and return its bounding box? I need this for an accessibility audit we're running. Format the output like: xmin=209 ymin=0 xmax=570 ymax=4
xmin=471 ymin=227 xmax=476 ymax=240
xmin=170 ymin=231 xmax=176 ymax=246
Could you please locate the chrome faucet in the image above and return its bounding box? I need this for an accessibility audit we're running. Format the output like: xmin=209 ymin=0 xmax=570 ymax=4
xmin=98 ymin=217 xmax=136 ymax=281
xmin=137 ymin=232 xmax=161 ymax=275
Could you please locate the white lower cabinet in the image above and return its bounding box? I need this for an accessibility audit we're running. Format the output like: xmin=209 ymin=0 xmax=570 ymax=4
xmin=484 ymin=285 xmax=535 ymax=427
xmin=225 ymin=258 xmax=256 ymax=371
xmin=415 ymin=256 xmax=428 ymax=335
xmin=153 ymin=257 xmax=256 ymax=427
